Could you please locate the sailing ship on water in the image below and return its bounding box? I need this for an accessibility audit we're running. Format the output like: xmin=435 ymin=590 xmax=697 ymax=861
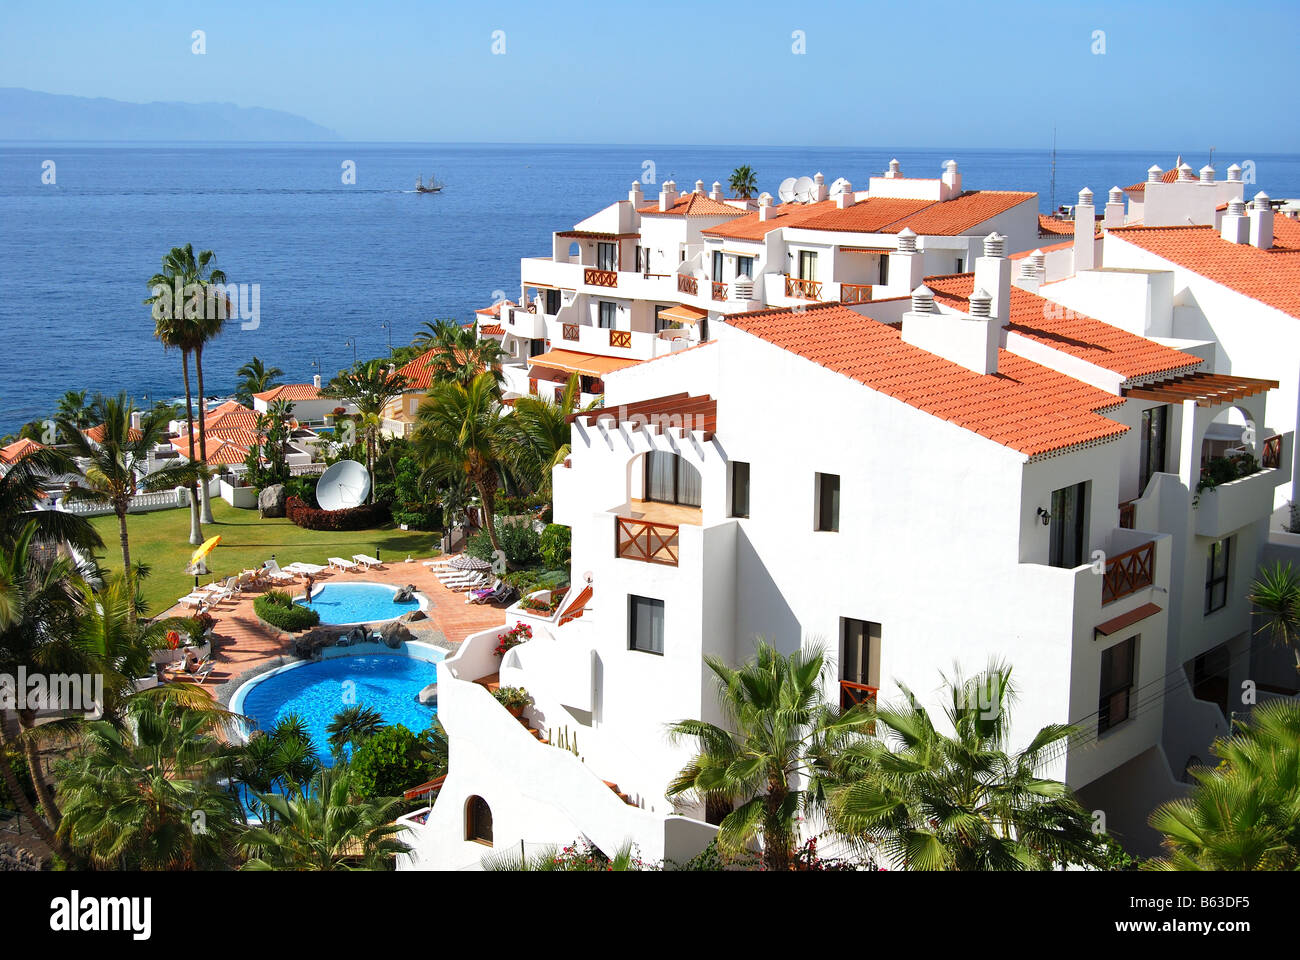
xmin=415 ymin=174 xmax=444 ymax=194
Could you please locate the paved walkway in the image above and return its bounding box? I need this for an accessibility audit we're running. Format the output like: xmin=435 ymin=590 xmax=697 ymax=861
xmin=157 ymin=556 xmax=509 ymax=692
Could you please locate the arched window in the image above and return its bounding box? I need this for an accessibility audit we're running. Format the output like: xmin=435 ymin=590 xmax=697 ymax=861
xmin=644 ymin=451 xmax=701 ymax=507
xmin=465 ymin=795 xmax=493 ymax=845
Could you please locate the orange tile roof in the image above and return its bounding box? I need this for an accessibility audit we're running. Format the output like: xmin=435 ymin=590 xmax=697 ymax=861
xmin=1125 ymin=166 xmax=1183 ymax=193
xmin=478 ymin=323 xmax=505 ymax=336
xmin=637 ymin=193 xmax=744 ymax=218
xmin=254 ymin=383 xmax=321 ymax=403
xmin=475 ymin=300 xmax=516 ymax=318
xmin=700 ymin=200 xmax=838 ymax=241
xmin=395 ymin=347 xmax=442 ymax=391
xmin=203 ymin=406 xmax=259 ymax=433
xmin=880 ymin=191 xmax=1036 ymax=236
xmin=0 ymin=437 xmax=46 ymax=465
xmin=792 ymin=197 xmax=933 ymax=234
xmin=726 ymin=302 xmax=1128 ymax=460
xmin=926 ymin=274 xmax=1203 ymax=382
xmin=1109 ymin=218 xmax=1300 ymax=318
xmin=174 ymin=435 xmax=251 ymax=465
xmin=528 ymin=349 xmax=642 ymax=377
xmin=1009 ymin=239 xmax=1073 ymax=259
xmin=1039 ymin=214 xmax=1074 ymax=237
xmin=82 ymin=424 xmax=142 ymax=444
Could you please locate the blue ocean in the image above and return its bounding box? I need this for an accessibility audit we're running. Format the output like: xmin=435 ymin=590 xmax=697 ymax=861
xmin=2 ymin=142 xmax=1297 ymax=434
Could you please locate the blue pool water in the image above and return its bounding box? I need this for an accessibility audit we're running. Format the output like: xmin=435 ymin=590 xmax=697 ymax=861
xmin=238 ymin=652 xmax=443 ymax=760
xmin=295 ymin=581 xmax=420 ymax=624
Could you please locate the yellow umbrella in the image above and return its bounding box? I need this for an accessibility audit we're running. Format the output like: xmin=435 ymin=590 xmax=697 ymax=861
xmin=190 ymin=535 xmax=222 ymax=567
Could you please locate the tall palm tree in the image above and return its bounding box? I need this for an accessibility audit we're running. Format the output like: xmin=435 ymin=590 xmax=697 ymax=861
xmin=227 ymin=715 xmax=321 ymax=822
xmin=501 ymin=373 xmax=594 ymax=497
xmin=234 ymin=356 xmax=285 ymax=407
xmin=414 ymin=319 xmax=505 ymax=389
xmin=239 ymin=765 xmax=410 ymax=870
xmin=412 ymin=373 xmax=510 ymax=554
xmin=323 ymin=359 xmax=409 ymax=498
xmin=1248 ymin=561 xmax=1300 ymax=673
xmin=666 ymin=640 xmax=874 ymax=871
xmin=326 ymin=706 xmax=387 ymax=759
xmin=58 ymin=394 xmax=197 ymax=625
xmin=729 ymin=165 xmax=758 ymax=199
xmin=1146 ymin=698 xmax=1300 ymax=871
xmin=825 ymin=663 xmax=1105 ymax=871
xmin=0 ymin=445 xmax=102 ymax=553
xmin=56 ymin=692 xmax=242 ymax=870
xmin=54 ymin=390 xmax=93 ymax=430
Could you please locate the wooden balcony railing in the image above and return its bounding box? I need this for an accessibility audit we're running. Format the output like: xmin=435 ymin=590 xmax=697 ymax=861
xmin=562 ymin=322 xmax=579 ymax=341
xmin=840 ymin=283 xmax=872 ymax=304
xmin=585 ymin=268 xmax=617 ymax=288
xmin=1263 ymin=434 xmax=1282 ymax=469
xmin=839 ymin=680 xmax=878 ymax=713
xmin=1118 ymin=500 xmax=1136 ymax=529
xmin=528 ymin=378 xmax=539 ymax=396
xmin=609 ymin=329 xmax=632 ymax=349
xmin=785 ymin=275 xmax=822 ymax=300
xmin=615 ymin=517 xmax=679 ymax=567
xmin=712 ymin=281 xmax=727 ymax=301
xmin=677 ymin=275 xmax=698 ymax=295
xmin=1102 ymin=541 xmax=1155 ymax=604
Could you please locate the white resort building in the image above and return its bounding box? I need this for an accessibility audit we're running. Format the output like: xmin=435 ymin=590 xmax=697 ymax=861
xmin=399 ymin=158 xmax=1300 ymax=868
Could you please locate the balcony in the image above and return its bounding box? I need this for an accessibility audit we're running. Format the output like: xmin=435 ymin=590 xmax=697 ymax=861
xmin=562 ymin=322 xmax=579 ymax=342
xmin=1263 ymin=434 xmax=1282 ymax=469
xmin=839 ymin=680 xmax=877 ymax=712
xmin=584 ymin=268 xmax=618 ymax=288
xmin=609 ymin=329 xmax=632 ymax=349
xmin=1102 ymin=541 xmax=1155 ymax=604
xmin=615 ymin=517 xmax=680 ymax=566
xmin=677 ymin=275 xmax=698 ymax=295
xmin=839 ymin=283 xmax=872 ymax=304
xmin=711 ymin=281 xmax=727 ymax=302
xmin=1195 ymin=465 xmax=1283 ymax=538
xmin=785 ymin=275 xmax=822 ymax=300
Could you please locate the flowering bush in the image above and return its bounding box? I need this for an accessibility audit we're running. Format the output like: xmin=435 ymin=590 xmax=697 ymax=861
xmin=164 ymin=630 xmax=181 ymax=650
xmin=519 ymin=588 xmax=568 ymax=615
xmin=286 ymin=495 xmax=391 ymax=531
xmin=494 ymin=621 xmax=533 ymax=657
xmin=550 ymin=839 xmax=647 ymax=872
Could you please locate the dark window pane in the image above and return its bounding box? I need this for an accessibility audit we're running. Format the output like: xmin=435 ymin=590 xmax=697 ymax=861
xmin=1049 ymin=482 xmax=1087 ymax=568
xmin=731 ymin=461 xmax=750 ymax=518
xmin=817 ymin=473 xmax=840 ymax=531
xmin=630 ymin=595 xmax=664 ymax=655
xmin=1098 ymin=637 xmax=1136 ymax=733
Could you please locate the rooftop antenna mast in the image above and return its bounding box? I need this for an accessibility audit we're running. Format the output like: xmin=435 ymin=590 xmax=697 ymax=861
xmin=1049 ymin=125 xmax=1057 ymax=214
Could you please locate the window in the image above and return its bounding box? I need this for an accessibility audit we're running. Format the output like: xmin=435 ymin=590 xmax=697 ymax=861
xmin=730 ymin=460 xmax=750 ymax=518
xmin=954 ymin=257 xmax=965 ymax=273
xmin=1049 ymin=481 xmax=1087 ymax=568
xmin=545 ymin=288 xmax=562 ymax=316
xmin=1205 ymin=538 xmax=1231 ymax=614
xmin=798 ymin=250 xmax=818 ymax=281
xmin=635 ymin=245 xmax=643 ymax=273
xmin=878 ymin=254 xmax=889 ymax=286
xmin=529 ymin=338 xmax=546 ymax=357
xmin=629 ymin=595 xmax=664 ymax=654
xmin=1139 ymin=405 xmax=1168 ymax=493
xmin=597 ymin=242 xmax=617 ymax=272
xmin=712 ymin=249 xmax=724 ymax=281
xmin=598 ymin=301 xmax=617 ymax=329
xmin=815 ymin=472 xmax=840 ymax=532
xmin=736 ymin=255 xmax=754 ymax=280
xmin=654 ymin=305 xmax=674 ymax=333
xmin=1098 ymin=636 xmax=1136 ymax=733
xmin=644 ymin=450 xmax=701 ymax=507
xmin=465 ymin=796 xmax=493 ymax=845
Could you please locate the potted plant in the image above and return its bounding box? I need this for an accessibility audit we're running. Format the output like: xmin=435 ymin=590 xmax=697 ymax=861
xmin=493 ymin=685 xmax=533 ymax=719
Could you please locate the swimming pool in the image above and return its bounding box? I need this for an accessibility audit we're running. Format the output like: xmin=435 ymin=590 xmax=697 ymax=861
xmin=295 ymin=581 xmax=425 ymax=625
xmin=233 ymin=648 xmax=444 ymax=760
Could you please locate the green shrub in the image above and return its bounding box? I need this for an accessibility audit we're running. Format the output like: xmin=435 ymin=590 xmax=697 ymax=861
xmin=0 ymin=746 xmax=33 ymax=811
xmin=284 ymin=475 xmax=319 ymax=508
xmin=350 ymin=724 xmax=438 ymax=800
xmin=466 ymin=517 xmax=541 ymax=567
xmin=253 ymin=591 xmax=320 ymax=632
xmin=539 ymin=523 xmax=571 ymax=569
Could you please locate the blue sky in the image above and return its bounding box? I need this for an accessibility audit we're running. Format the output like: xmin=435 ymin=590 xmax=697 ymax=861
xmin=2 ymin=0 xmax=1298 ymax=151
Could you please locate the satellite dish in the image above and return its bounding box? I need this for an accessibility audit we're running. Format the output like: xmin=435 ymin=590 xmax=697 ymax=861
xmin=777 ymin=177 xmax=798 ymax=203
xmin=316 ymin=459 xmax=371 ymax=511
xmin=829 ymin=177 xmax=851 ymax=198
xmin=793 ymin=176 xmax=815 ymax=203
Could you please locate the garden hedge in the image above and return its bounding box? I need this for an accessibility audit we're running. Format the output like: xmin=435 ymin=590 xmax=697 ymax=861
xmin=253 ymin=590 xmax=321 ymax=632
xmin=285 ymin=495 xmax=391 ymax=531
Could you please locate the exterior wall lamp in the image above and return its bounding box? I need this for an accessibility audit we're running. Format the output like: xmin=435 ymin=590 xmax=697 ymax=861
xmin=1036 ymin=507 xmax=1051 ymax=526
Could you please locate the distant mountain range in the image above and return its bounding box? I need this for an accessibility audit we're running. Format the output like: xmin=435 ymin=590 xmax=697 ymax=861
xmin=0 ymin=87 xmax=340 ymax=141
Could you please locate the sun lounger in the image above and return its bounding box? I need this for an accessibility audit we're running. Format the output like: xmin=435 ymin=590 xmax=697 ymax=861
xmin=328 ymin=557 xmax=358 ymax=572
xmin=285 ymin=562 xmax=327 ymax=577
xmin=352 ymin=554 xmax=382 ymax=569
xmin=263 ymin=560 xmax=296 ymax=583
xmin=177 ymin=593 xmax=209 ymax=610
xmin=423 ymin=557 xmax=453 ymax=569
xmin=448 ymin=573 xmax=490 ymax=593
xmin=193 ymin=661 xmax=216 ymax=684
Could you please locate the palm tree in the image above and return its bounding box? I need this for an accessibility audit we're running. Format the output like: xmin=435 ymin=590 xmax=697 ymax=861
xmin=234 ymin=356 xmax=285 ymax=407
xmin=1248 ymin=561 xmax=1300 ymax=673
xmin=55 ymin=691 xmax=242 ymax=869
xmin=58 ymin=394 xmax=197 ymax=625
xmin=729 ymin=165 xmax=758 ymax=199
xmin=239 ymin=765 xmax=410 ymax=870
xmin=54 ymin=390 xmax=93 ymax=430
xmin=1146 ymin=698 xmax=1300 ymax=870
xmin=326 ymin=706 xmax=386 ymax=759
xmin=501 ymin=373 xmax=594 ymax=496
xmin=666 ymin=640 xmax=874 ymax=871
xmin=824 ymin=663 xmax=1105 ymax=870
xmin=322 ymin=359 xmax=409 ymax=496
xmin=414 ymin=319 xmax=505 ymax=389
xmin=412 ymin=373 xmax=510 ymax=554
xmin=0 ymin=445 xmax=102 ymax=553
xmin=227 ymin=715 xmax=321 ymax=821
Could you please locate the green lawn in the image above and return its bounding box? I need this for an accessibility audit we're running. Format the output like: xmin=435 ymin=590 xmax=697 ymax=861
xmin=90 ymin=500 xmax=441 ymax=613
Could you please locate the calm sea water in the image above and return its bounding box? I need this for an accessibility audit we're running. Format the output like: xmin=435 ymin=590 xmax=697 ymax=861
xmin=2 ymin=142 xmax=1297 ymax=433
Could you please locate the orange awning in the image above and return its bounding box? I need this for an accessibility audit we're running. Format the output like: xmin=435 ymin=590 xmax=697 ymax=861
xmin=657 ymin=305 xmax=708 ymax=326
xmin=528 ymin=349 xmax=642 ymax=377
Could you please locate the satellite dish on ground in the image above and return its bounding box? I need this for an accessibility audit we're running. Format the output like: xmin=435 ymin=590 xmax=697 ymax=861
xmin=829 ymin=177 xmax=851 ymax=198
xmin=316 ymin=459 xmax=371 ymax=511
xmin=777 ymin=177 xmax=798 ymax=203
xmin=793 ymin=176 xmax=815 ymax=202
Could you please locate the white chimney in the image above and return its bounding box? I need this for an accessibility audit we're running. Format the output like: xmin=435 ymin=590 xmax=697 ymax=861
xmin=313 ymin=373 xmax=322 ymax=389
xmin=889 ymin=227 xmax=925 ymax=293
xmin=1226 ymin=163 xmax=1243 ymax=183
xmin=659 ymin=180 xmax=678 ymax=212
xmin=694 ymin=179 xmax=705 ymax=195
xmin=758 ymin=192 xmax=774 ymax=221
xmin=835 ymin=180 xmax=854 ymax=209
xmin=813 ymin=172 xmax=828 ymax=201
xmin=1147 ymin=165 xmax=1163 ymax=184
xmin=941 ymin=159 xmax=961 ymax=198
xmin=1014 ymin=254 xmax=1042 ymax=294
xmin=969 ymin=288 xmax=992 ymax=317
xmin=130 ymin=410 xmax=143 ymax=431
xmin=629 ymin=181 xmax=644 ymax=205
xmin=710 ymin=180 xmax=723 ymax=201
xmin=1177 ymin=162 xmax=1195 ymax=182
xmin=1104 ymin=186 xmax=1125 ymax=229
xmin=973 ymin=232 xmax=1011 ymax=322
xmin=1220 ymin=197 xmax=1248 ymax=243
xmin=886 ymin=158 xmax=902 ymax=179
xmin=1199 ymin=164 xmax=1215 ymax=185
xmin=1074 ymin=188 xmax=1096 ymax=271
xmin=1248 ymin=192 xmax=1274 ymax=249
xmin=901 ymin=284 xmax=1001 ymax=376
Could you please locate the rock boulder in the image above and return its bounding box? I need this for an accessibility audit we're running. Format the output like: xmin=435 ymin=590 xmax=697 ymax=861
xmin=258 ymin=483 xmax=287 ymax=518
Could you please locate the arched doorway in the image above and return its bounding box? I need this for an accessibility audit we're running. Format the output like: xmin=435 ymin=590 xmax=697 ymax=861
xmin=465 ymin=795 xmax=493 ymax=846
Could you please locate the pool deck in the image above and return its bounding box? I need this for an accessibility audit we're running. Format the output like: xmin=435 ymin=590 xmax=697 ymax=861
xmin=156 ymin=556 xmax=508 ymax=695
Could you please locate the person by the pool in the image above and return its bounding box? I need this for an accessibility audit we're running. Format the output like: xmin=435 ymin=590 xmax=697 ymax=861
xmin=182 ymin=647 xmax=202 ymax=674
xmin=304 ymin=573 xmax=315 ymax=602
